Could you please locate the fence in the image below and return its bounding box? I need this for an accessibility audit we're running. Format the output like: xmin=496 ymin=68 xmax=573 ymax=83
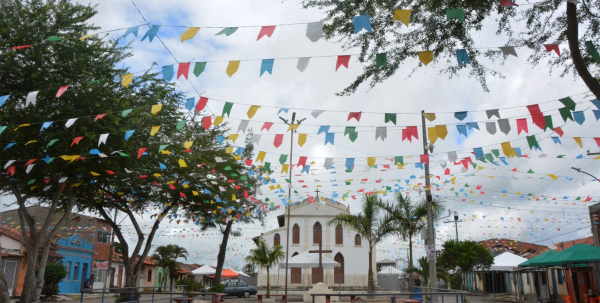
xmin=262 ymin=273 xmax=369 ymax=288
xmin=310 ymin=288 xmax=468 ymax=303
xmin=80 ymin=285 xmax=196 ymax=303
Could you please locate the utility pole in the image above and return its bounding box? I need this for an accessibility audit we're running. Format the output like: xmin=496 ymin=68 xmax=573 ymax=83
xmin=105 ymin=208 xmax=118 ymax=288
xmin=279 ymin=112 xmax=306 ymax=299
xmin=421 ymin=110 xmax=437 ymax=292
xmin=443 ymin=211 xmax=462 ymax=240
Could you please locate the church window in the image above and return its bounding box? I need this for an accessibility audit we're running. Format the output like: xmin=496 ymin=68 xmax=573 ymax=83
xmin=335 ymin=225 xmax=343 ymax=245
xmin=355 ymin=234 xmax=361 ymax=246
xmin=292 ymin=224 xmax=300 ymax=244
xmin=274 ymin=233 xmax=281 ymax=246
xmin=313 ymin=222 xmax=322 ymax=244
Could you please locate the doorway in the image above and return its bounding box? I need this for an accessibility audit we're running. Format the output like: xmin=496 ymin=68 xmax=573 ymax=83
xmin=572 ymin=272 xmax=581 ymax=302
xmin=81 ymin=263 xmax=89 ymax=290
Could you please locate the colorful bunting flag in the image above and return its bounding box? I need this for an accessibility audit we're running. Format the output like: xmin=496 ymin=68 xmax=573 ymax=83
xmin=306 ymin=22 xmax=323 ymax=42
xmin=418 ymin=51 xmax=433 ymax=65
xmin=257 ymin=26 xmax=276 ymax=40
xmin=260 ymin=59 xmax=274 ymax=76
xmin=336 ymin=55 xmax=351 ymax=71
xmin=226 ymin=61 xmax=240 ymax=77
xmin=544 ymin=44 xmax=560 ymax=56
xmin=141 ymin=25 xmax=161 ymax=42
xmin=181 ymin=27 xmax=200 ymax=42
xmin=393 ymin=10 xmax=411 ymax=27
xmin=177 ymin=62 xmax=190 ymax=80
xmin=353 ymin=15 xmax=372 ymax=33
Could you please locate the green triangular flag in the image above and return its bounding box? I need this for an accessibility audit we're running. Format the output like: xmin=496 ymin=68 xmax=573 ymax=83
xmin=241 ymin=176 xmax=247 ymax=181
xmin=47 ymin=139 xmax=59 ymax=148
xmin=279 ymin=154 xmax=288 ymax=164
xmin=121 ymin=109 xmax=133 ymax=117
xmin=344 ymin=126 xmax=356 ymax=136
xmin=224 ymin=166 xmax=232 ymax=171
xmin=559 ymin=97 xmax=576 ymax=111
xmin=586 ymin=41 xmax=600 ymax=62
xmin=526 ymin=135 xmax=541 ymax=150
xmin=86 ymin=79 xmax=100 ymax=87
xmin=576 ymin=196 xmax=581 ymax=200
xmin=558 ymin=107 xmax=573 ymax=122
xmin=376 ymin=53 xmax=387 ymax=69
xmin=294 ymin=190 xmax=298 ymax=194
xmin=485 ymin=153 xmax=494 ymax=163
xmin=471 ymin=163 xmax=477 ymax=169
xmin=159 ymin=145 xmax=169 ymax=152
xmin=446 ymin=9 xmax=464 ymax=23
xmin=450 ymin=187 xmax=454 ymax=191
xmin=345 ymin=181 xmax=351 ymax=185
xmin=222 ymin=102 xmax=233 ymax=117
xmin=385 ymin=113 xmax=397 ymax=125
xmin=46 ymin=36 xmax=62 ymax=42
xmin=0 ymin=126 xmax=6 ymax=136
xmin=527 ymin=169 xmax=534 ymax=173
xmin=176 ymin=120 xmax=186 ymax=130
xmin=247 ymin=183 xmax=253 ymax=188
xmin=543 ymin=115 xmax=554 ymax=131
xmin=215 ymin=27 xmax=238 ymax=36
xmin=455 ymin=192 xmax=459 ymax=197
xmin=118 ymin=152 xmax=129 ymax=157
xmin=491 ymin=149 xmax=500 ymax=157
xmin=557 ymin=155 xmax=565 ymax=158
xmin=28 ymin=179 xmax=36 ymax=185
xmin=230 ymin=173 xmax=238 ymax=177
xmin=263 ymin=162 xmax=271 ymax=173
xmin=193 ymin=62 xmax=207 ymax=77
xmin=345 ymin=169 xmax=352 ymax=172
xmin=348 ymin=131 xmax=358 ymax=142
xmin=285 ymin=179 xmax=291 ymax=183
xmin=464 ymin=183 xmax=469 ymax=187
xmin=394 ymin=156 xmax=404 ymax=165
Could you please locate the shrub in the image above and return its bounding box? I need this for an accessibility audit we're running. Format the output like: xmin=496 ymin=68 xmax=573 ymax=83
xmin=37 ymin=262 xmax=68 ymax=301
xmin=206 ymin=283 xmax=225 ymax=293
xmin=175 ymin=279 xmax=203 ymax=297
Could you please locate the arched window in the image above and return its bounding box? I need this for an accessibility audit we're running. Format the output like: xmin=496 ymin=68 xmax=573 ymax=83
xmin=335 ymin=225 xmax=343 ymax=245
xmin=355 ymin=234 xmax=361 ymax=246
xmin=274 ymin=233 xmax=281 ymax=246
xmin=291 ymin=252 xmax=301 ymax=284
xmin=147 ymin=269 xmax=152 ymax=282
xmin=334 ymin=253 xmax=345 ymax=284
xmin=292 ymin=224 xmax=300 ymax=244
xmin=313 ymin=222 xmax=322 ymax=244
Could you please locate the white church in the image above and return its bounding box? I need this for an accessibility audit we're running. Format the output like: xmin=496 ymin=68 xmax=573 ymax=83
xmin=256 ymin=198 xmax=375 ymax=289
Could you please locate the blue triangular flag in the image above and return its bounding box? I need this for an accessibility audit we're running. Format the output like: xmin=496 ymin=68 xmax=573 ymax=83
xmin=415 ymin=163 xmax=424 ymax=169
xmin=278 ymin=108 xmax=289 ymax=115
xmin=457 ymin=124 xmax=468 ymax=137
xmin=318 ymin=125 xmax=330 ymax=135
xmin=573 ymin=111 xmax=585 ymax=125
xmin=456 ymin=49 xmax=471 ymax=65
xmin=345 ymin=158 xmax=355 ymax=171
xmin=551 ymin=136 xmax=562 ymax=145
xmin=325 ymin=133 xmax=335 ymax=145
xmin=162 ymin=65 xmax=174 ymax=81
xmin=499 ymin=157 xmax=508 ymax=165
xmin=40 ymin=121 xmax=53 ymax=132
xmin=0 ymin=95 xmax=9 ymax=108
xmin=301 ymin=165 xmax=311 ymax=174
xmin=514 ymin=148 xmax=522 ymax=158
xmin=593 ymin=110 xmax=600 ymax=121
xmin=217 ymin=136 xmax=225 ymax=145
xmin=89 ymin=149 xmax=101 ymax=155
xmin=185 ymin=97 xmax=195 ymax=111
xmin=123 ymin=26 xmax=140 ymax=38
xmin=473 ymin=147 xmax=484 ymax=160
xmin=454 ymin=111 xmax=468 ymax=121
xmin=353 ymin=15 xmax=372 ymax=34
xmin=3 ymin=143 xmax=16 ymax=151
xmin=141 ymin=25 xmax=161 ymax=42
xmin=124 ymin=130 xmax=135 ymax=141
xmin=466 ymin=122 xmax=479 ymax=130
xmin=260 ymin=59 xmax=274 ymax=76
xmin=159 ymin=162 xmax=167 ymax=170
xmin=591 ymin=99 xmax=600 ymax=110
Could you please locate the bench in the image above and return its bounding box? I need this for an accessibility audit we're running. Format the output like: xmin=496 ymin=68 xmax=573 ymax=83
xmin=205 ymin=293 xmax=227 ymax=303
xmin=172 ymin=298 xmax=195 ymax=303
xmin=311 ymin=294 xmax=356 ymax=303
xmin=401 ymin=300 xmax=420 ymax=303
xmin=257 ymin=294 xmax=287 ymax=303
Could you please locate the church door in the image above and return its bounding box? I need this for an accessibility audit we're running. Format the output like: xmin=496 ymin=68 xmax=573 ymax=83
xmin=291 ymin=252 xmax=301 ymax=284
xmin=312 ymin=267 xmax=323 ymax=284
xmin=334 ymin=253 xmax=344 ymax=284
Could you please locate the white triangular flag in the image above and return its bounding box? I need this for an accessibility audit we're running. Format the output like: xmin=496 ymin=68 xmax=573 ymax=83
xmin=124 ymin=168 xmax=133 ymax=173
xmin=311 ymin=110 xmax=324 ymax=118
xmin=26 ymin=164 xmax=34 ymax=174
xmin=98 ymin=153 xmax=108 ymax=158
xmin=4 ymin=160 xmax=15 ymax=169
xmin=59 ymin=177 xmax=68 ymax=183
xmin=237 ymin=120 xmax=249 ymax=133
xmin=251 ymin=134 xmax=262 ymax=145
xmin=26 ymin=91 xmax=39 ymax=106
xmin=375 ymin=127 xmax=387 ymax=141
xmin=65 ymin=118 xmax=78 ymax=128
xmin=215 ymin=157 xmax=224 ymax=163
xmin=98 ymin=133 xmax=109 ymax=146
xmin=44 ymin=185 xmax=52 ymax=192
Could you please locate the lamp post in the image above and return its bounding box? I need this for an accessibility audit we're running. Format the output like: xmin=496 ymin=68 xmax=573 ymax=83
xmin=279 ymin=112 xmax=306 ymax=299
xmin=444 ymin=211 xmax=462 ymax=240
xmin=571 ymin=167 xmax=600 ymax=182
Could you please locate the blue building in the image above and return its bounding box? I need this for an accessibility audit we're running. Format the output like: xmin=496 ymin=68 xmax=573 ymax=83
xmin=56 ymin=235 xmax=94 ymax=294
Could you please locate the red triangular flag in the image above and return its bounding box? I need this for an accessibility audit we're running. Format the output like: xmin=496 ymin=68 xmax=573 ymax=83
xmin=202 ymin=116 xmax=211 ymax=130
xmin=543 ymin=44 xmax=560 ymax=56
xmin=11 ymin=45 xmax=33 ymax=50
xmin=553 ymin=127 xmax=564 ymax=137
xmin=257 ymin=26 xmax=276 ymax=40
xmin=56 ymin=85 xmax=71 ymax=98
xmin=243 ymin=190 xmax=249 ymax=199
xmin=177 ymin=62 xmax=190 ymax=80
xmin=6 ymin=166 xmax=15 ymax=176
xmin=420 ymin=154 xmax=430 ymax=166
xmin=137 ymin=148 xmax=147 ymax=159
xmin=594 ymin=138 xmax=600 ymax=147
xmin=274 ymin=134 xmax=284 ymax=148
xmin=106 ymin=170 xmax=116 ymax=175
xmin=261 ymin=122 xmax=273 ymax=131
xmin=71 ymin=136 xmax=84 ymax=147
xmin=444 ymin=168 xmax=450 ymax=175
xmin=245 ymin=158 xmax=253 ymax=166
xmin=500 ymin=0 xmax=518 ymax=6
xmin=169 ymin=184 xmax=176 ymax=190
xmin=95 ymin=114 xmax=107 ymax=121
xmin=348 ymin=111 xmax=362 ymax=122
xmin=336 ymin=55 xmax=351 ymax=71
xmin=297 ymin=156 xmax=307 ymax=168
xmin=24 ymin=159 xmax=36 ymax=167
xmin=516 ymin=118 xmax=528 ymax=134
xmin=526 ymin=104 xmax=546 ymax=129
xmin=402 ymin=129 xmax=408 ymax=141
xmin=196 ymin=97 xmax=208 ymax=113
xmin=180 ymin=191 xmax=186 ymax=197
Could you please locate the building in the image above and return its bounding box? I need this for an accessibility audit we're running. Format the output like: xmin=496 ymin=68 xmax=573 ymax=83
xmin=55 ymin=235 xmax=94 ymax=294
xmin=589 ymin=203 xmax=600 ymax=247
xmin=257 ymin=198 xmax=374 ymax=289
xmin=554 ymin=236 xmax=595 ymax=251
xmin=477 ymin=238 xmax=550 ymax=259
xmin=110 ymin=254 xmax=156 ymax=290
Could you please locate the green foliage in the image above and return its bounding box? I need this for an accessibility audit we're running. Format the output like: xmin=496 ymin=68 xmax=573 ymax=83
xmin=244 ymin=240 xmax=285 ymax=296
xmin=113 ymin=242 xmax=123 ymax=254
xmin=407 ymin=256 xmax=449 ymax=288
xmin=152 ymin=245 xmax=188 ymax=287
xmin=206 ymin=283 xmax=225 ymax=293
xmin=37 ymin=262 xmax=67 ymax=300
xmin=175 ymin=279 xmax=203 ymax=297
xmin=438 ymin=239 xmax=493 ymax=274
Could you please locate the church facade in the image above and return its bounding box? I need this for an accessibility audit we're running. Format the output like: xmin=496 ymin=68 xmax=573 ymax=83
xmin=256 ymin=199 xmax=375 ymax=289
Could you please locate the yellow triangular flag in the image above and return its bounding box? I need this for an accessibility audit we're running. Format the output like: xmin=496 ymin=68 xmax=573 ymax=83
xmin=14 ymin=124 xmax=30 ymax=131
xmin=367 ymin=157 xmax=376 ymax=167
xmin=25 ymin=140 xmax=37 ymax=145
xmin=178 ymin=159 xmax=188 ymax=168
xmin=256 ymin=151 xmax=266 ymax=163
xmin=80 ymin=33 xmax=96 ymax=41
xmin=436 ymin=125 xmax=448 ymax=140
xmin=277 ymin=184 xmax=281 ymax=189
xmin=418 ymin=51 xmax=433 ymax=65
xmin=214 ymin=116 xmax=224 ymax=126
xmin=287 ymin=124 xmax=300 ymax=132
xmin=393 ymin=10 xmax=412 ymax=27
xmin=547 ymin=174 xmax=558 ymax=180
xmin=396 ymin=164 xmax=404 ymax=169
xmin=298 ymin=133 xmax=307 ymax=147
xmin=122 ymin=73 xmax=134 ymax=88
xmin=180 ymin=27 xmax=200 ymax=42
xmin=247 ymin=105 xmax=261 ymax=119
xmin=153 ymin=173 xmax=161 ymax=177
xmin=150 ymin=125 xmax=161 ymax=136
xmin=269 ymin=185 xmax=275 ymax=190
xmin=226 ymin=61 xmax=240 ymax=77
xmin=227 ymin=134 xmax=239 ymax=143
xmin=233 ymin=154 xmax=241 ymax=160
xmin=151 ymin=104 xmax=162 ymax=115
xmin=226 ymin=146 xmax=234 ymax=154
xmin=161 ymin=150 xmax=171 ymax=154
xmin=501 ymin=142 xmax=517 ymax=157
xmin=573 ymin=137 xmax=583 ymax=148
xmin=183 ymin=141 xmax=193 ymax=149
xmin=193 ymin=191 xmax=199 ymax=196
xmin=427 ymin=127 xmax=438 ymax=144
xmin=232 ymin=194 xmax=237 ymax=200
xmin=91 ymin=172 xmax=101 ymax=176
xmin=423 ymin=113 xmax=436 ymax=122
xmin=281 ymin=164 xmax=289 ymax=174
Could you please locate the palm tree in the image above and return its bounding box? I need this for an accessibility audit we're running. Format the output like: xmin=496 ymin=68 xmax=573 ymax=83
xmin=379 ymin=194 xmax=445 ymax=272
xmin=245 ymin=240 xmax=285 ymax=298
xmin=327 ymin=195 xmax=396 ymax=293
xmin=151 ymin=244 xmax=188 ymax=290
xmin=407 ymin=257 xmax=449 ymax=288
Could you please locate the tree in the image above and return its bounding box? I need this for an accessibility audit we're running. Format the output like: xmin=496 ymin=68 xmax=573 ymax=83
xmin=113 ymin=242 xmax=123 ymax=254
xmin=437 ymin=239 xmax=493 ymax=289
xmin=37 ymin=262 xmax=67 ymax=301
xmin=302 ymin=0 xmax=600 ymax=99
xmin=151 ymin=244 xmax=188 ymax=289
xmin=407 ymin=256 xmax=449 ymax=288
xmin=244 ymin=240 xmax=285 ymax=298
xmin=327 ymin=195 xmax=396 ymax=293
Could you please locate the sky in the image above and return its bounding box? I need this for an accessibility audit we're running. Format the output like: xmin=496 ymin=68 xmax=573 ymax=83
xmin=3 ymin=0 xmax=600 ymax=271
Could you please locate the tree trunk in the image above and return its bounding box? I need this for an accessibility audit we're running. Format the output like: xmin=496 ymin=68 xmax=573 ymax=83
xmin=0 ymin=246 xmax=13 ymax=303
xmin=266 ymin=268 xmax=270 ymax=298
xmin=367 ymin=247 xmax=374 ymax=294
xmin=566 ymin=2 xmax=600 ymax=100
xmin=214 ymin=220 xmax=233 ymax=284
xmin=408 ymin=234 xmax=414 ymax=292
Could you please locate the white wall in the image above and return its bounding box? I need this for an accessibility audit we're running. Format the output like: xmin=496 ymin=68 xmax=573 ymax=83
xmin=0 ymin=235 xmax=22 ymax=251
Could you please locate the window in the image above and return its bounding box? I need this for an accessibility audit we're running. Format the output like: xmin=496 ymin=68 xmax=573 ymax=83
xmin=557 ymin=269 xmax=563 ymax=284
xmin=237 ymin=282 xmax=246 ymax=287
xmin=97 ymin=230 xmax=110 ymax=244
xmin=526 ymin=273 xmax=530 ymax=285
xmin=65 ymin=261 xmax=71 ymax=281
xmin=148 ymin=269 xmax=152 ymax=282
xmin=355 ymin=234 xmax=361 ymax=246
xmin=93 ymin=269 xmax=106 ymax=283
xmin=73 ymin=263 xmax=79 ymax=281
xmin=274 ymin=233 xmax=281 ymax=247
xmin=292 ymin=224 xmax=300 ymax=244
xmin=313 ymin=222 xmax=322 ymax=244
xmin=335 ymin=225 xmax=343 ymax=245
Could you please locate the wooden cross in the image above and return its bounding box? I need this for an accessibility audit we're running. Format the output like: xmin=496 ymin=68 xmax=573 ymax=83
xmin=308 ymin=240 xmax=332 ymax=274
xmin=314 ymin=189 xmax=320 ymax=200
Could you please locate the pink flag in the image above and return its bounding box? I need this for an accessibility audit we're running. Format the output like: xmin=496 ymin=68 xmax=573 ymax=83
xmin=594 ymin=138 xmax=600 ymax=147
xmin=526 ymin=104 xmax=546 ymax=130
xmin=202 ymin=116 xmax=211 ymax=130
xmin=347 ymin=111 xmax=362 ymax=121
xmin=420 ymin=154 xmax=430 ymax=166
xmin=71 ymin=136 xmax=84 ymax=147
xmin=137 ymin=148 xmax=147 ymax=159
xmin=95 ymin=114 xmax=107 ymax=121
xmin=297 ymin=156 xmax=307 ymax=168
xmin=56 ymin=85 xmax=71 ymax=98
xmin=257 ymin=26 xmax=276 ymax=40
xmin=274 ymin=134 xmax=284 ymax=148
xmin=336 ymin=55 xmax=351 ymax=71
xmin=516 ymin=118 xmax=528 ymax=134
xmin=177 ymin=62 xmax=190 ymax=79
xmin=196 ymin=97 xmax=208 ymax=113
xmin=543 ymin=44 xmax=560 ymax=56
xmin=500 ymin=0 xmax=518 ymax=6
xmin=261 ymin=122 xmax=274 ymax=131
xmin=554 ymin=127 xmax=564 ymax=137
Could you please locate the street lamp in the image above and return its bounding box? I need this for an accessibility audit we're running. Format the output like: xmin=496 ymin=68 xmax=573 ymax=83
xmin=571 ymin=167 xmax=600 ymax=182
xmin=444 ymin=211 xmax=462 ymax=240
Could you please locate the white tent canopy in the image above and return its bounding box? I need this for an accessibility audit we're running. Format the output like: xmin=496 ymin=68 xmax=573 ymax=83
xmin=379 ymin=266 xmax=404 ymax=276
xmin=191 ymin=265 xmax=216 ymax=275
xmin=278 ymin=250 xmax=340 ymax=269
xmin=491 ymin=252 xmax=529 ymax=271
